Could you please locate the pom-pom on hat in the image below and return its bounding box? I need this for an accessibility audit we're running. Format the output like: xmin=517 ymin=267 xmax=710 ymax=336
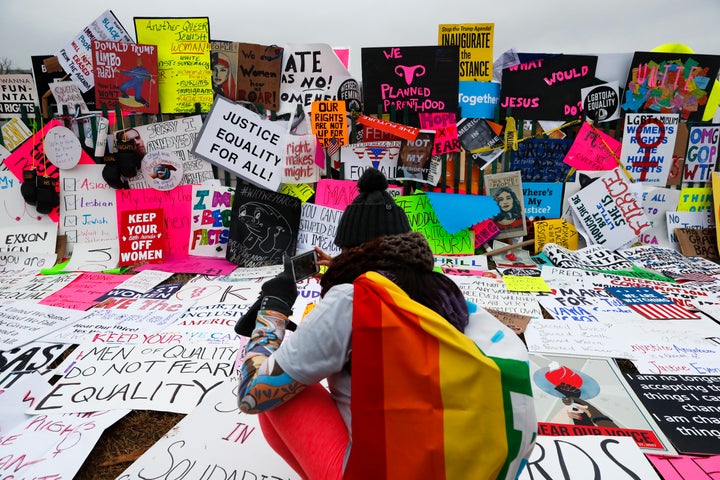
xmin=334 ymin=168 xmax=411 ymax=247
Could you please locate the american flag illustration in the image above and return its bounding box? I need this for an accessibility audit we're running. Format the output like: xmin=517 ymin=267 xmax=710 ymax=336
xmin=605 ymin=286 xmax=700 ymax=320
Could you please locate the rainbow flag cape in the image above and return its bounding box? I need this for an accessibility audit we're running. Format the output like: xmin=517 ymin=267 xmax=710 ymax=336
xmin=345 ymin=272 xmax=535 ymax=480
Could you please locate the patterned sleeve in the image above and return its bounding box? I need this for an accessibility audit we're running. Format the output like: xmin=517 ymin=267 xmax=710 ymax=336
xmin=236 ymin=309 xmax=306 ymax=414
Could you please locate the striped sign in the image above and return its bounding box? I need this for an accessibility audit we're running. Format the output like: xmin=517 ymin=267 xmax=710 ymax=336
xmin=606 ymin=286 xmax=700 ymax=320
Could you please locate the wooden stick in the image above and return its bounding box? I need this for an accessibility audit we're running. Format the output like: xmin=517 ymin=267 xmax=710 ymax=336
xmin=482 ymin=238 xmax=535 ymax=256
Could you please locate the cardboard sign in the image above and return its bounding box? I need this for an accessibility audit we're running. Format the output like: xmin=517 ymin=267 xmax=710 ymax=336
xmin=0 ymin=74 xmax=39 ymax=118
xmin=193 ymin=96 xmax=286 ymax=191
xmin=621 ymin=51 xmax=720 ymax=122
xmin=361 ymin=45 xmax=459 ymax=124
xmin=92 ymin=40 xmax=159 ymax=113
xmin=225 ymin=182 xmax=301 ymax=267
xmin=134 ymin=17 xmax=214 ymax=113
xmin=438 ymin=23 xmax=494 ymax=81
xmin=500 ymin=55 xmax=598 ymax=120
xmin=54 ymin=10 xmax=134 ymax=93
xmin=621 ymin=113 xmax=680 ymax=185
xmin=48 ymin=80 xmax=90 ymax=114
xmin=189 ymin=185 xmax=233 ymax=258
xmin=235 ymin=42 xmax=283 ymax=110
xmin=676 ymin=227 xmax=719 ymax=260
xmin=119 ymin=208 xmax=165 ymax=266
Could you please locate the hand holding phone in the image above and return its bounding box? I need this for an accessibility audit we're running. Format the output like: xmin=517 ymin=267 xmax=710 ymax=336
xmin=286 ymin=250 xmax=320 ymax=282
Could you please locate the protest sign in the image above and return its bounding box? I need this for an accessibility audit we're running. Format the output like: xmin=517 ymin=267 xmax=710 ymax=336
xmin=450 ymin=275 xmax=542 ymax=318
xmin=676 ymin=227 xmax=719 ymax=260
xmin=135 ymin=17 xmax=214 ymax=113
xmin=647 ymin=454 xmax=720 ymax=480
xmin=297 ymin=202 xmax=342 ymax=255
xmin=581 ymin=81 xmax=620 ymax=123
xmin=569 ymin=168 xmax=651 ymax=250
xmin=48 ymin=80 xmax=90 ymax=114
xmin=277 ymin=43 xmax=360 ymax=116
xmin=620 ymin=113 xmax=680 ymax=184
xmin=438 ymin=23 xmax=494 ymax=81
xmin=116 ymin=186 xmax=193 ymax=256
xmin=418 ymin=112 xmax=460 ymax=155
xmin=0 ymin=342 xmax=72 ymax=389
xmin=39 ymin=272 xmax=134 ymax=310
xmin=395 ymin=193 xmax=473 ymax=254
xmin=193 ymin=96 xmax=286 ymax=191
xmin=666 ymin=210 xmax=714 ymax=251
xmin=60 ymin=164 xmax=118 ymax=255
xmin=519 ymin=436 xmax=661 ymax=479
xmin=682 ymin=124 xmax=720 ymax=183
xmin=55 ymin=10 xmax=134 ymax=93
xmin=509 ymin=138 xmax=574 ymax=182
xmin=625 ymin=373 xmax=720 ymax=455
xmin=0 ymin=74 xmax=39 ymax=118
xmin=31 ymin=342 xmax=237 ymax=414
xmin=225 ymin=182 xmax=301 ymax=267
xmin=283 ymin=133 xmax=318 ymax=184
xmin=115 ymin=380 xmax=300 ymax=480
xmin=340 ymin=141 xmax=401 ymax=181
xmin=311 ymin=100 xmax=347 ymax=148
xmin=0 ymin=301 xmax=86 ymax=351
xmin=92 ymin=40 xmax=159 ymax=114
xmin=530 ymin=354 xmax=677 ymax=454
xmin=563 ymin=121 xmax=622 ymax=171
xmin=523 ymin=182 xmax=564 ymax=222
xmin=189 ymin=185 xmax=233 ymax=257
xmin=233 ymin=42 xmax=283 ymax=110
xmin=118 ymin=208 xmax=165 ymax=266
xmin=631 ymin=184 xmax=680 ymax=248
xmin=484 ymin=170 xmax=527 ymax=239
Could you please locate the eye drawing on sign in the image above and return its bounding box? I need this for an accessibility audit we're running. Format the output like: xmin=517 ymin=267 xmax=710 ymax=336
xmin=237 ymin=202 xmax=293 ymax=255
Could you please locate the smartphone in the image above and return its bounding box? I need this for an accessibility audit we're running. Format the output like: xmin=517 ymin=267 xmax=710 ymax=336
xmin=287 ymin=250 xmax=320 ymax=282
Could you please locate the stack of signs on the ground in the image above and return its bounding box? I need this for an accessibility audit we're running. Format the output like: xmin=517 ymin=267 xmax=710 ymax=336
xmin=193 ymin=96 xmax=287 ymax=191
xmin=500 ymin=54 xmax=598 ymax=121
xmin=119 ymin=208 xmax=165 ymax=266
xmin=361 ymin=45 xmax=459 ymax=126
xmin=580 ymin=81 xmax=621 ymax=123
xmin=135 ymin=17 xmax=214 ymax=113
xmin=456 ymin=117 xmax=504 ymax=168
xmin=297 ymin=202 xmax=343 ymax=256
xmin=542 ymin=243 xmax=635 ymax=271
xmin=0 ymin=301 xmax=86 ymax=351
xmin=31 ymin=342 xmax=238 ymax=414
xmin=529 ymin=354 xmax=677 ymax=454
xmin=42 ymin=296 xmax=195 ymax=345
xmin=618 ymin=244 xmax=720 ymax=283
xmin=666 ymin=210 xmax=714 ymax=251
xmin=624 ymin=373 xmax=720 ymax=455
xmin=621 ymin=51 xmax=720 ymax=123
xmin=225 ymin=182 xmax=301 ymax=267
xmin=0 ymin=371 xmax=129 ymax=480
xmin=620 ymin=113 xmax=680 ymax=185
xmin=569 ymin=167 xmax=651 ymax=250
xmin=450 ymin=275 xmax=542 ymax=318
xmin=0 ymin=74 xmax=39 ymax=119
xmin=629 ymin=184 xmax=681 ymax=248
xmin=484 ymin=170 xmax=527 ymax=239
xmin=536 ymin=285 xmax=644 ymax=323
xmin=120 ymin=116 xmax=214 ymax=189
xmin=55 ymin=10 xmax=134 ymax=93
xmin=340 ymin=141 xmax=401 ymax=181
xmin=92 ymin=40 xmax=159 ymax=114
xmin=116 ymin=379 xmax=300 ymax=479
xmin=682 ymin=124 xmax=720 ymax=183
xmin=0 ymin=272 xmax=80 ymax=304
xmin=189 ymin=184 xmax=234 ymax=257
xmin=277 ymin=43 xmax=361 ymax=116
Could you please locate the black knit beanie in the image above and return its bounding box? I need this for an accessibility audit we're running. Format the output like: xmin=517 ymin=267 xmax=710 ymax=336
xmin=334 ymin=168 xmax=411 ymax=247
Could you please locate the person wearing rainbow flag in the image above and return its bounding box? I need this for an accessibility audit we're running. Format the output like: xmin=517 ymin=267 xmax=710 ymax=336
xmin=235 ymin=168 xmax=537 ymax=479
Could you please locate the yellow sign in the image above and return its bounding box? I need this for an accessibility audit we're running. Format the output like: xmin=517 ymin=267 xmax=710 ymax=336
xmin=438 ymin=23 xmax=494 ymax=81
xmin=135 ymin=17 xmax=214 ymax=113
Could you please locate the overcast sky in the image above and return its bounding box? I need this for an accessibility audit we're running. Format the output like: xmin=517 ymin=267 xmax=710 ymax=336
xmin=2 ymin=0 xmax=719 ymax=76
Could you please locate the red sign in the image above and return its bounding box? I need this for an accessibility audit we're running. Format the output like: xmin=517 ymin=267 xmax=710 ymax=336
xmin=119 ymin=208 xmax=165 ymax=266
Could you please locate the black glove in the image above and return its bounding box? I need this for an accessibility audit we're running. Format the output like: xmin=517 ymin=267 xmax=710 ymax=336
xmin=259 ymin=272 xmax=298 ymax=316
xmin=234 ymin=272 xmax=298 ymax=337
